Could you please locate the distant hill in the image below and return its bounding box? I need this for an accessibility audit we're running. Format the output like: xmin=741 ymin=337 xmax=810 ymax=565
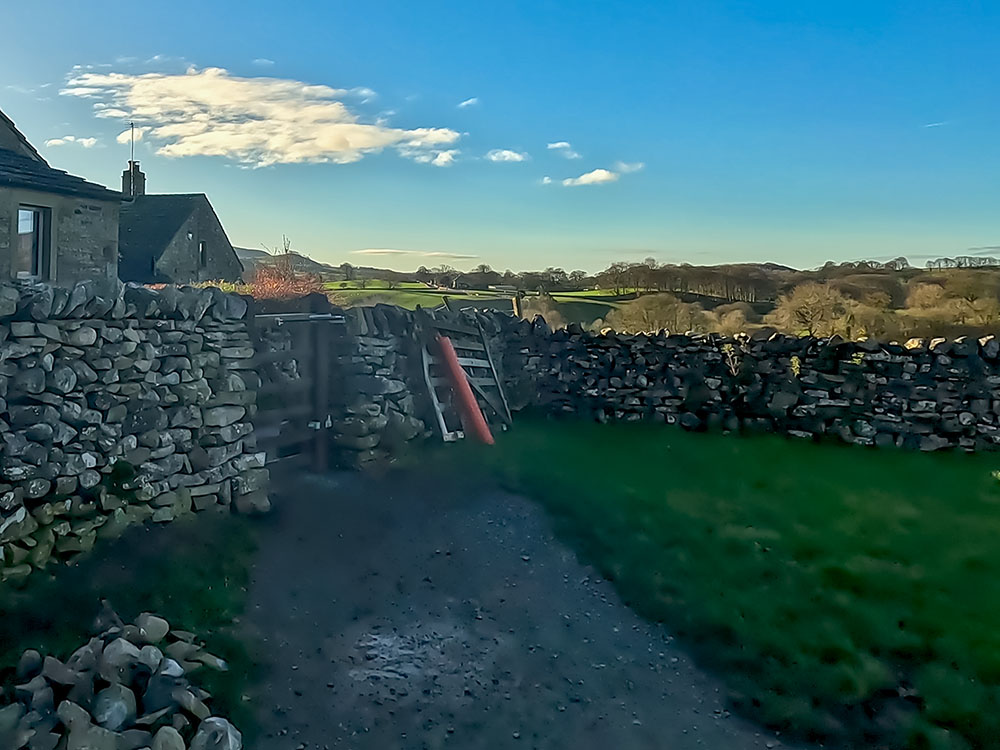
xmin=235 ymin=248 xmax=415 ymax=282
xmin=234 ymin=247 xmax=272 ymax=262
xmin=235 ymin=248 xmax=341 ymax=277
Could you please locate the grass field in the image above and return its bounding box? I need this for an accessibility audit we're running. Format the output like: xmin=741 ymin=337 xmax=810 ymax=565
xmin=325 ymin=282 xmax=510 ymax=311
xmin=546 ymin=296 xmax=619 ymax=325
xmin=552 ymin=288 xmax=638 ymax=298
xmin=0 ymin=512 xmax=259 ymax=735
xmin=435 ymin=419 xmax=1000 ymax=749
xmin=326 ymin=288 xmax=451 ymax=309
xmin=325 ymin=280 xmax=429 ymax=290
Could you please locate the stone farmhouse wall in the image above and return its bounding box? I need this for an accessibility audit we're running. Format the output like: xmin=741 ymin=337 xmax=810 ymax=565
xmin=0 ymin=282 xmax=267 ymax=586
xmin=493 ymin=316 xmax=1000 ymax=452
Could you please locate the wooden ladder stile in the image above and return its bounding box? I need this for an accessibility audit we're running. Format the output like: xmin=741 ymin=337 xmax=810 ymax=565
xmin=415 ymin=308 xmax=512 ymax=442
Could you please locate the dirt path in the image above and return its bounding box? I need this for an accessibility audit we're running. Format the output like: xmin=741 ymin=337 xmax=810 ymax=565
xmin=243 ymin=471 xmax=801 ymax=750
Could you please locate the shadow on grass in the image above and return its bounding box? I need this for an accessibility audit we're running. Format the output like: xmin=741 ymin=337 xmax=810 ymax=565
xmin=0 ymin=510 xmax=260 ymax=736
xmin=417 ymin=415 xmax=1000 ymax=750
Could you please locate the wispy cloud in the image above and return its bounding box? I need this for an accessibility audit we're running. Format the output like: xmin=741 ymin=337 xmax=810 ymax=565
xmin=614 ymin=160 xmax=644 ymax=173
xmin=541 ymin=176 xmax=553 ymax=185
xmin=457 ymin=97 xmax=479 ymax=109
xmin=62 ymin=66 xmax=460 ymax=168
xmin=968 ymin=245 xmax=1000 ymax=255
xmin=252 ymin=58 xmax=275 ymax=67
xmin=562 ymin=168 xmax=620 ymax=186
xmin=547 ymin=141 xmax=582 ymax=159
xmin=6 ymin=83 xmax=54 ymax=99
xmin=485 ymin=148 xmax=528 ymax=162
xmin=352 ymin=249 xmax=478 ymax=259
xmin=44 ymin=135 xmax=98 ymax=148
xmin=923 ymin=121 xmax=949 ymax=128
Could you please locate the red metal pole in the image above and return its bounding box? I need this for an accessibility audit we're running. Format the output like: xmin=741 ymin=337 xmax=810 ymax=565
xmin=437 ymin=335 xmax=494 ymax=445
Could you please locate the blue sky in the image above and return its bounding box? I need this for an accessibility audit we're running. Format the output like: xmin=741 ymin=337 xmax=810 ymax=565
xmin=2 ymin=0 xmax=1000 ymax=272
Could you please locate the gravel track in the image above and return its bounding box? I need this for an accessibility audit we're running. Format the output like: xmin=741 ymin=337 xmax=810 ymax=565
xmin=244 ymin=470 xmax=801 ymax=750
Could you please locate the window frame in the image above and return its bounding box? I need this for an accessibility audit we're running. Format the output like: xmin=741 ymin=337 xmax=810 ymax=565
xmin=14 ymin=204 xmax=52 ymax=280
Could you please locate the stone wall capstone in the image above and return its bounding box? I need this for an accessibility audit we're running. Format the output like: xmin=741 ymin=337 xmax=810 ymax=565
xmin=0 ymin=281 xmax=268 ymax=586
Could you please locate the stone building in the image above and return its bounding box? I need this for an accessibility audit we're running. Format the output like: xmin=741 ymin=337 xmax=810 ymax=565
xmin=0 ymin=108 xmax=120 ymax=285
xmin=118 ymin=162 xmax=244 ymax=284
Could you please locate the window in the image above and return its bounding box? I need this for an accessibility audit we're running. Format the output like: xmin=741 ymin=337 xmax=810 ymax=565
xmin=199 ymin=240 xmax=207 ymax=267
xmin=14 ymin=206 xmax=50 ymax=279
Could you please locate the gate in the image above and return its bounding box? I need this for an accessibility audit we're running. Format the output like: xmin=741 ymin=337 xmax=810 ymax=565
xmin=248 ymin=310 xmax=348 ymax=471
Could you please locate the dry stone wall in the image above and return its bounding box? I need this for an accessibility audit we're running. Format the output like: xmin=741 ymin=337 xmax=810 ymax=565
xmin=0 ymin=282 xmax=268 ymax=586
xmin=492 ymin=315 xmax=1000 ymax=452
xmin=247 ymin=303 xmax=430 ymax=469
xmin=332 ymin=306 xmax=429 ymax=466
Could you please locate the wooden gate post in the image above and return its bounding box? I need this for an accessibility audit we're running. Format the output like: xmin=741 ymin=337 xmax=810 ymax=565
xmin=312 ymin=319 xmax=331 ymax=472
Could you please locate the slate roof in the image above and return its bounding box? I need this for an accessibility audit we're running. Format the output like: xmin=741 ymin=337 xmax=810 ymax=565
xmin=0 ymin=109 xmax=45 ymax=163
xmin=0 ymin=147 xmax=120 ymax=201
xmin=118 ymin=194 xmax=208 ymax=282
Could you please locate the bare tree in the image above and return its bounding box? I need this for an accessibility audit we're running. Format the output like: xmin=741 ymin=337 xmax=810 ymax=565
xmin=767 ymin=282 xmax=851 ymax=337
xmin=606 ymin=293 xmax=709 ymax=333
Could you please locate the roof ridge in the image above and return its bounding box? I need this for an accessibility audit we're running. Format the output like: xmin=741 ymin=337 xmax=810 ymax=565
xmin=0 ymin=107 xmax=47 ymax=164
xmin=134 ymin=192 xmax=209 ymax=198
xmin=0 ymin=147 xmax=119 ymax=200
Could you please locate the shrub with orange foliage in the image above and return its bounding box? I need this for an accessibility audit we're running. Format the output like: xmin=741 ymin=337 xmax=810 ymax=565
xmin=241 ymin=262 xmax=325 ymax=299
xmin=147 ymin=260 xmax=325 ymax=300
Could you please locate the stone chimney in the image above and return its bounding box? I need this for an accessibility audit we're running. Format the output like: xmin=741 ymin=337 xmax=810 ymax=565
xmin=122 ymin=160 xmax=146 ymax=198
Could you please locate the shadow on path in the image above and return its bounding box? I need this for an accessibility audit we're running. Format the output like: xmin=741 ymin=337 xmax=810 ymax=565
xmin=244 ymin=470 xmax=801 ymax=750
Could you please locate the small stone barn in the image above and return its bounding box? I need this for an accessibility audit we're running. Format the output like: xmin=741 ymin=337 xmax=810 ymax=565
xmin=118 ymin=192 xmax=244 ymax=284
xmin=0 ymin=108 xmax=120 ymax=285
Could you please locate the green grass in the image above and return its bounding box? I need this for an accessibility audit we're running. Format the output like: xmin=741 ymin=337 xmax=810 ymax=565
xmin=552 ymin=288 xmax=637 ymax=297
xmin=435 ymin=419 xmax=1000 ymax=749
xmin=326 ymin=288 xmax=451 ymax=309
xmin=324 ymin=280 xmax=429 ymax=290
xmin=547 ymin=296 xmax=620 ymax=325
xmin=0 ymin=512 xmax=260 ymax=735
xmin=326 ymin=286 xmax=508 ymax=310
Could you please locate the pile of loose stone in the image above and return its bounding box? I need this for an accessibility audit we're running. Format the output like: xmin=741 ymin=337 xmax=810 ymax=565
xmin=1 ymin=281 xmax=269 ymax=587
xmin=1 ymin=610 xmax=240 ymax=750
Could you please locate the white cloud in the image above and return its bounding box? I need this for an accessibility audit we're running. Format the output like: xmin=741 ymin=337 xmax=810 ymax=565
xmin=457 ymin=97 xmax=479 ymax=108
xmin=44 ymin=135 xmax=98 ymax=148
xmin=409 ymin=148 xmax=459 ymax=167
xmin=95 ymin=106 xmax=130 ymax=120
xmin=62 ymin=66 xmax=460 ymax=168
xmin=541 ymin=176 xmax=552 ymax=185
xmin=116 ymin=126 xmax=148 ymax=144
xmin=485 ymin=148 xmax=528 ymax=162
xmin=614 ymin=160 xmax=644 ymax=173
xmin=431 ymin=150 xmax=458 ymax=167
xmin=252 ymin=58 xmax=275 ymax=67
xmin=352 ymin=249 xmax=478 ymax=259
xmin=547 ymin=141 xmax=581 ymax=159
xmin=562 ymin=168 xmax=619 ymax=186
